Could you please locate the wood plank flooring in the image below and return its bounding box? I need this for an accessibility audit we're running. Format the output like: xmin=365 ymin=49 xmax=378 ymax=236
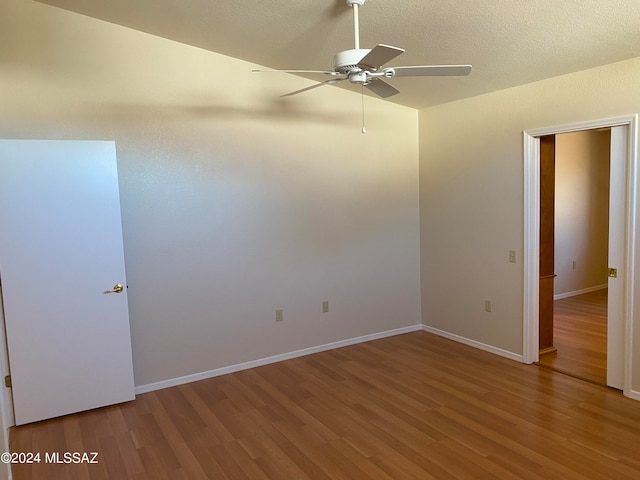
xmin=10 ymin=330 xmax=640 ymax=480
xmin=537 ymin=289 xmax=608 ymax=385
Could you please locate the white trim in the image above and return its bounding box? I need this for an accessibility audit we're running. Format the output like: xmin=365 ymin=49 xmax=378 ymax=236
xmin=0 ymin=287 xmax=15 ymax=472
xmin=524 ymin=116 xmax=635 ymax=137
xmin=523 ymin=131 xmax=540 ymax=364
xmin=135 ymin=324 xmax=422 ymax=394
xmin=624 ymin=115 xmax=639 ymax=400
xmin=553 ymin=284 xmax=607 ymax=301
xmin=421 ymin=325 xmax=523 ymax=362
xmin=523 ymin=114 xmax=638 ymax=400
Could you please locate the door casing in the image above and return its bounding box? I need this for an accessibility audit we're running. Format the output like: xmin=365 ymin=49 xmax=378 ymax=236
xmin=523 ymin=114 xmax=638 ymax=399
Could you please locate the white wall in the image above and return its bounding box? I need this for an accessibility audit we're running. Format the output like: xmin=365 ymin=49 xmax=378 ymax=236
xmin=0 ymin=0 xmax=421 ymax=392
xmin=419 ymin=56 xmax=640 ymax=394
xmin=555 ymin=130 xmax=610 ymax=296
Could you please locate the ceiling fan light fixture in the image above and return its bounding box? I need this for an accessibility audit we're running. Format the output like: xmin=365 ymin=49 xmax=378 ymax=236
xmin=349 ymin=72 xmax=368 ymax=85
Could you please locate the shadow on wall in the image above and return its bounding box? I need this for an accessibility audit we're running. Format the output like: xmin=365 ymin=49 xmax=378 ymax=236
xmin=84 ymin=97 xmax=353 ymax=125
xmin=176 ymin=96 xmax=353 ymax=124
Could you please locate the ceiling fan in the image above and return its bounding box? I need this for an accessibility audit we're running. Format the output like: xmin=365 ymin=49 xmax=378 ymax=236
xmin=253 ymin=0 xmax=472 ymax=99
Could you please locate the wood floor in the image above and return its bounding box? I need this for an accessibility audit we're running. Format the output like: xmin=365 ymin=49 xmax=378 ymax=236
xmin=537 ymin=289 xmax=608 ymax=385
xmin=10 ymin=330 xmax=640 ymax=480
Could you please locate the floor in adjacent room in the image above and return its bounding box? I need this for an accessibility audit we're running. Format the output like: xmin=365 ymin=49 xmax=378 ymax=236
xmin=537 ymin=288 xmax=608 ymax=386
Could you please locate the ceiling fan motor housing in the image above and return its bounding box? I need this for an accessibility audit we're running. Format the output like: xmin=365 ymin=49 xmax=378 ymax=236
xmin=334 ymin=49 xmax=373 ymax=73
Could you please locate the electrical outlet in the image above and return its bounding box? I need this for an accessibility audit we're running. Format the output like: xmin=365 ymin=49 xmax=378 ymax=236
xmin=509 ymin=250 xmax=517 ymax=263
xmin=276 ymin=309 xmax=283 ymax=322
xmin=322 ymin=301 xmax=329 ymax=313
xmin=485 ymin=300 xmax=492 ymax=312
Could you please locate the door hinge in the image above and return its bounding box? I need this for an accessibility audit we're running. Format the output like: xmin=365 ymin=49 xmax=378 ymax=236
xmin=608 ymin=268 xmax=618 ymax=278
xmin=4 ymin=375 xmax=10 ymax=388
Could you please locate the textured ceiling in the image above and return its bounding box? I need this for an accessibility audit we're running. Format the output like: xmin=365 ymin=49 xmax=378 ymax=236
xmin=36 ymin=0 xmax=640 ymax=109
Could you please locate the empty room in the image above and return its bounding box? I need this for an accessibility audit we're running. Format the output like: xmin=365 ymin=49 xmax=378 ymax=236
xmin=1 ymin=1 xmax=640 ymax=479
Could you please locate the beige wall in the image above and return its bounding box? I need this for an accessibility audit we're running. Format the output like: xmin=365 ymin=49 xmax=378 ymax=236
xmin=419 ymin=56 xmax=640 ymax=394
xmin=554 ymin=130 xmax=610 ymax=296
xmin=0 ymin=0 xmax=421 ymax=390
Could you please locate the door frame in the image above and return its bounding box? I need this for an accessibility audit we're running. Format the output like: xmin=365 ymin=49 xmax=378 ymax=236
xmin=523 ymin=114 xmax=638 ymax=399
xmin=0 ymin=287 xmax=13 ymax=468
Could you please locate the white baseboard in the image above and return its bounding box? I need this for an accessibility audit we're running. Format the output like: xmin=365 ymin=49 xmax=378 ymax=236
xmin=554 ymin=284 xmax=607 ymax=301
xmin=421 ymin=325 xmax=523 ymax=362
xmin=135 ymin=324 xmax=422 ymax=394
xmin=625 ymin=388 xmax=640 ymax=402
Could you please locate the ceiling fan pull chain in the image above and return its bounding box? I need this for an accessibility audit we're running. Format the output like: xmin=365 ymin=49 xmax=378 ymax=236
xmin=361 ymin=84 xmax=366 ymax=134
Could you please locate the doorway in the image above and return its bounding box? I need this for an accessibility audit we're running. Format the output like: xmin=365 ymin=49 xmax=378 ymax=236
xmin=536 ymin=129 xmax=610 ymax=385
xmin=522 ymin=115 xmax=638 ymax=399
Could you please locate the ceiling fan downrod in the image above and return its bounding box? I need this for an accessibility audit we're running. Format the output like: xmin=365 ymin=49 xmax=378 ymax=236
xmin=346 ymin=0 xmax=366 ymax=50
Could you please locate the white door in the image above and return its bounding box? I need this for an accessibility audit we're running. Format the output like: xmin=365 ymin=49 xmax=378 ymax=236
xmin=0 ymin=140 xmax=135 ymax=425
xmin=607 ymin=126 xmax=626 ymax=390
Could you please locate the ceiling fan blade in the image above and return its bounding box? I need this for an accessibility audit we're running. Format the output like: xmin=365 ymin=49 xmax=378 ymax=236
xmin=281 ymin=78 xmax=346 ymax=97
xmin=253 ymin=69 xmax=342 ymax=77
xmin=389 ymin=65 xmax=472 ymax=77
xmin=364 ymin=79 xmax=400 ymax=98
xmin=358 ymin=44 xmax=405 ymax=69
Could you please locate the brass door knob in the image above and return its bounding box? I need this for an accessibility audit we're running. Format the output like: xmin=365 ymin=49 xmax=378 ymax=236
xmin=103 ymin=284 xmax=124 ymax=294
